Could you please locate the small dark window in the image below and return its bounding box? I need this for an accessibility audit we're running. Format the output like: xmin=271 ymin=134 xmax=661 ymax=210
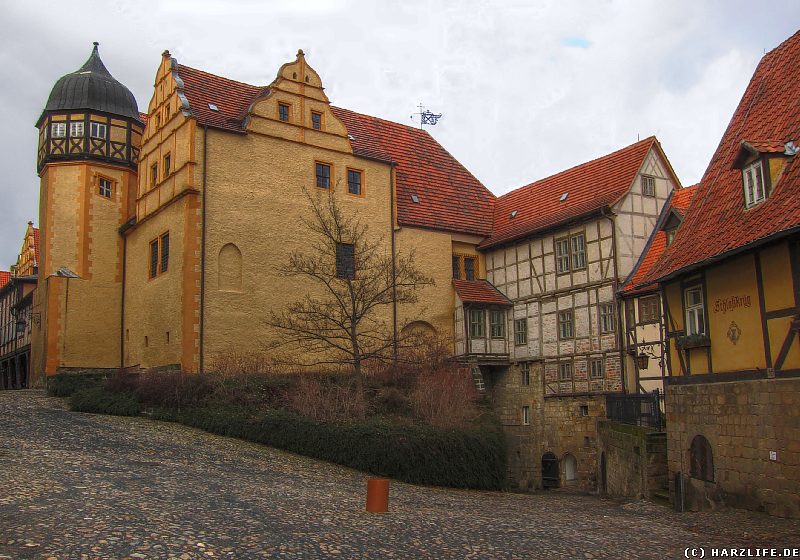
xmin=279 ymin=103 xmax=290 ymax=122
xmin=90 ymin=122 xmax=107 ymax=139
xmin=590 ymin=359 xmax=604 ymax=379
xmin=638 ymin=295 xmax=660 ymax=324
xmin=452 ymin=255 xmax=461 ymax=279
xmin=150 ymin=163 xmax=158 ymax=187
xmin=559 ymin=362 xmax=573 ymax=381
xmin=520 ymin=361 xmax=530 ymax=386
xmin=514 ymin=318 xmax=527 ymax=346
xmin=163 ymin=153 xmax=171 ymax=177
xmin=469 ymin=309 xmax=485 ymax=338
xmin=490 ymin=309 xmax=505 ymax=338
xmin=558 ymin=310 xmax=574 ymax=339
xmin=336 ymin=242 xmax=355 ymax=279
xmin=641 ymin=175 xmax=656 ymax=197
xmin=149 ymin=239 xmax=159 ymax=279
xmin=160 ymin=233 xmax=169 ymax=273
xmin=600 ymin=303 xmax=615 ymax=333
xmin=311 ymin=111 xmax=322 ymax=130
xmin=98 ymin=177 xmax=112 ymax=198
xmin=347 ymin=169 xmax=362 ymax=195
xmin=689 ymin=435 xmax=714 ymax=482
xmin=316 ymin=162 xmax=331 ymax=189
xmin=464 ymin=257 xmax=476 ymax=281
xmin=580 ymin=405 xmax=589 ymax=416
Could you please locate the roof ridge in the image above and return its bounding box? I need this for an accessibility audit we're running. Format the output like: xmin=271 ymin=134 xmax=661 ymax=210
xmin=331 ymin=105 xmax=440 ymax=137
xmin=176 ymin=63 xmax=267 ymax=89
xmin=497 ymin=136 xmax=655 ymax=201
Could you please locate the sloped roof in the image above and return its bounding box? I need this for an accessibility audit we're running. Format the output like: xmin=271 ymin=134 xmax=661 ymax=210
xmin=332 ymin=107 xmax=495 ymax=236
xmin=642 ymin=30 xmax=800 ymax=284
xmin=453 ymin=279 xmax=512 ymax=306
xmin=481 ymin=137 xmax=657 ymax=249
xmin=621 ymin=184 xmax=697 ymax=295
xmin=0 ymin=271 xmax=10 ymax=289
xmin=171 ymin=61 xmax=495 ymax=237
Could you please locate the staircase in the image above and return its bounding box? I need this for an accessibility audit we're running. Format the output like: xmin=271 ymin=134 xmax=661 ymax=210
xmin=470 ymin=364 xmax=486 ymax=393
xmin=646 ymin=432 xmax=670 ymax=506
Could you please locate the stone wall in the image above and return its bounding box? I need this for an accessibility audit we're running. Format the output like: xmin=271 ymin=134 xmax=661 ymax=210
xmin=666 ymin=377 xmax=800 ymax=519
xmin=597 ymin=420 xmax=667 ymax=498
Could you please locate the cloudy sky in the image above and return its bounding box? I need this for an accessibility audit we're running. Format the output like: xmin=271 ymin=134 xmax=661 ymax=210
xmin=1 ymin=1 xmax=798 ymax=268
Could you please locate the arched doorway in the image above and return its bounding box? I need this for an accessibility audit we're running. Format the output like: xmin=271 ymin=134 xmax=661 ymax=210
xmin=563 ymin=453 xmax=577 ymax=483
xmin=689 ymin=434 xmax=714 ymax=482
xmin=541 ymin=452 xmax=560 ymax=489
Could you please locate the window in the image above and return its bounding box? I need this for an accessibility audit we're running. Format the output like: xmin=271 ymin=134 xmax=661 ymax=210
xmin=51 ymin=122 xmax=66 ymax=138
xmin=580 ymin=405 xmax=589 ymax=416
xmin=520 ymin=361 xmax=530 ymax=386
xmin=163 ymin=153 xmax=171 ymax=177
xmin=149 ymin=233 xmax=169 ymax=278
xmin=590 ymin=359 xmax=604 ymax=379
xmin=600 ymin=303 xmax=615 ymax=333
xmin=638 ymin=295 xmax=660 ymax=324
xmin=469 ymin=309 xmax=485 ymax=338
xmin=311 ymin=111 xmax=322 ymax=130
xmin=69 ymin=121 xmax=84 ymax=137
xmin=278 ymin=103 xmax=290 ymax=122
xmin=150 ymin=163 xmax=158 ymax=187
xmin=98 ymin=177 xmax=112 ymax=198
xmin=149 ymin=239 xmax=159 ymax=279
xmin=689 ymin=435 xmax=714 ymax=482
xmin=453 ymin=255 xmax=477 ymax=280
xmin=490 ymin=309 xmax=505 ymax=338
xmin=90 ymin=122 xmax=107 ymax=139
xmin=160 ymin=233 xmax=169 ymax=274
xmin=347 ymin=169 xmax=362 ymax=195
xmin=514 ymin=318 xmax=528 ymax=346
xmin=559 ymin=362 xmax=573 ymax=381
xmin=641 ymin=175 xmax=655 ymax=197
xmin=555 ymin=233 xmax=586 ymax=273
xmin=522 ymin=406 xmax=530 ymax=426
xmin=666 ymin=229 xmax=677 ymax=246
xmin=685 ymin=286 xmax=705 ymax=336
xmin=743 ymin=160 xmax=765 ymax=207
xmin=625 ymin=299 xmax=635 ymax=329
xmin=315 ymin=162 xmax=331 ymax=189
xmin=335 ymin=242 xmax=355 ymax=279
xmin=558 ymin=310 xmax=574 ymax=339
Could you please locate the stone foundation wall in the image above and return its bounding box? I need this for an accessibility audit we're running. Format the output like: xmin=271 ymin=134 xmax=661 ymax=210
xmin=597 ymin=420 xmax=667 ymax=498
xmin=666 ymin=377 xmax=800 ymax=519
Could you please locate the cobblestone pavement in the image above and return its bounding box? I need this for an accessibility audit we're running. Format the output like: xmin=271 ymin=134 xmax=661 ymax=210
xmin=1 ymin=391 xmax=798 ymax=560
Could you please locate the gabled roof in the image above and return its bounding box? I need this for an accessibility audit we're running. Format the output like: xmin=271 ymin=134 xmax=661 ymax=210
xmin=453 ymin=279 xmax=512 ymax=306
xmin=0 ymin=271 xmax=10 ymax=289
xmin=621 ymin=184 xmax=697 ymax=295
xmin=481 ymin=137 xmax=658 ymax=249
xmin=332 ymin=107 xmax=495 ymax=236
xmin=170 ymin=60 xmax=495 ymax=237
xmin=642 ymin=30 xmax=800 ymax=285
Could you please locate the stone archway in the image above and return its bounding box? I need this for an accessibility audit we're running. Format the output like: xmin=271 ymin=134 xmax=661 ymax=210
xmin=541 ymin=452 xmax=560 ymax=489
xmin=563 ymin=453 xmax=577 ymax=483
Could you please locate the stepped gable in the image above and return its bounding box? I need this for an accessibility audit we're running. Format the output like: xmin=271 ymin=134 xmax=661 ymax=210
xmin=453 ymin=279 xmax=512 ymax=306
xmin=482 ymin=137 xmax=656 ymax=249
xmin=641 ymin=30 xmax=800 ymax=285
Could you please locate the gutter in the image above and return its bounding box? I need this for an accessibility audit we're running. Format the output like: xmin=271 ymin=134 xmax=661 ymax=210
xmin=390 ymin=164 xmax=398 ymax=366
xmin=199 ymin=125 xmax=208 ymax=373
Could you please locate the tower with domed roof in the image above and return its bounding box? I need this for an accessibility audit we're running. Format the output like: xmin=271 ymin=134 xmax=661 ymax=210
xmin=31 ymin=43 xmax=142 ymax=381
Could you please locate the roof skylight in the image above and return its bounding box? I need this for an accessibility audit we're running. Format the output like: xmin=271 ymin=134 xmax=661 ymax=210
xmin=411 ymin=194 xmax=420 ymax=203
xmin=559 ymin=192 xmax=569 ymax=202
xmin=208 ymin=103 xmax=219 ymax=111
xmin=510 ymin=210 xmax=518 ymax=218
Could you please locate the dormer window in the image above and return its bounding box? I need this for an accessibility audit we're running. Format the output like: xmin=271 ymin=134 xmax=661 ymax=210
xmin=743 ymin=160 xmax=765 ymax=208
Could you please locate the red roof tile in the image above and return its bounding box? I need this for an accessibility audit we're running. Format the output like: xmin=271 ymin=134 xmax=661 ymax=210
xmin=742 ymin=140 xmax=787 ymax=153
xmin=453 ymin=279 xmax=512 ymax=306
xmin=481 ymin=137 xmax=658 ymax=249
xmin=622 ymin=185 xmax=697 ymax=294
xmin=331 ymin=107 xmax=495 ymax=236
xmin=0 ymin=271 xmax=10 ymax=289
xmin=642 ymin=30 xmax=800 ymax=284
xmin=171 ymin=61 xmax=495 ymax=237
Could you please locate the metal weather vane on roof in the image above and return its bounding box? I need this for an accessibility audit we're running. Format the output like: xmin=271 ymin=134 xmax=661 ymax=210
xmin=411 ymin=103 xmax=442 ymax=129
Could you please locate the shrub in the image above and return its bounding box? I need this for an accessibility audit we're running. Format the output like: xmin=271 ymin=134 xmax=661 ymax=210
xmin=288 ymin=374 xmax=366 ymax=421
xmin=69 ymin=387 xmax=142 ymax=416
xmin=46 ymin=373 xmax=106 ymax=397
xmin=410 ymin=366 xmax=479 ymax=428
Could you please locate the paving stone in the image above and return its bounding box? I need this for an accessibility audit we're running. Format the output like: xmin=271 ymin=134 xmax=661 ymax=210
xmin=0 ymin=390 xmax=798 ymax=559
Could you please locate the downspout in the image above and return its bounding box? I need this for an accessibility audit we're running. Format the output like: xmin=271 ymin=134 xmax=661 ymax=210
xmin=390 ymin=164 xmax=398 ymax=366
xmin=605 ymin=209 xmax=626 ymax=393
xmin=199 ymin=125 xmax=208 ymax=373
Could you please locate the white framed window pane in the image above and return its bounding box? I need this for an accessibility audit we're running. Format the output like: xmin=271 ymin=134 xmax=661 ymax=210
xmin=571 ymin=234 xmax=586 ymax=269
xmin=556 ymin=239 xmax=570 ymax=273
xmin=51 ymin=123 xmax=66 ymax=138
xmin=70 ymin=122 xmax=84 ymax=137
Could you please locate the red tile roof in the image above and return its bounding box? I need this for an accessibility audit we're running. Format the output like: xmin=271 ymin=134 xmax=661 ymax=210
xmin=331 ymin=107 xmax=495 ymax=236
xmin=170 ymin=61 xmax=495 ymax=237
xmin=622 ymin=185 xmax=697 ymax=294
xmin=453 ymin=279 xmax=512 ymax=306
xmin=481 ymin=137 xmax=659 ymax=249
xmin=0 ymin=271 xmax=10 ymax=289
xmin=642 ymin=30 xmax=800 ymax=285
xmin=742 ymin=140 xmax=787 ymax=154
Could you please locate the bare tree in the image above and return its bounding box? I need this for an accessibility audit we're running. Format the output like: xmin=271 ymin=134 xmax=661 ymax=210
xmin=268 ymin=186 xmax=434 ymax=387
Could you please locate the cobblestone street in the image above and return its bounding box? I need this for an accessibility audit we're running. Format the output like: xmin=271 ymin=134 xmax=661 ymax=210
xmin=1 ymin=391 xmax=798 ymax=559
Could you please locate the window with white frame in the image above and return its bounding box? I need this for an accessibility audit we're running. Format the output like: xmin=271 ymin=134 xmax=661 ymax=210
xmin=571 ymin=234 xmax=586 ymax=269
xmin=600 ymin=303 xmax=615 ymax=333
xmin=522 ymin=405 xmax=530 ymax=425
xmin=469 ymin=309 xmax=485 ymax=339
xmin=743 ymin=160 xmax=765 ymax=207
xmin=555 ymin=234 xmax=586 ymax=273
xmin=641 ymin=175 xmax=656 ymax=197
xmin=69 ymin=121 xmax=84 ymax=137
xmin=685 ymin=286 xmax=705 ymax=336
xmin=555 ymin=238 xmax=570 ymax=273
xmin=520 ymin=361 xmax=530 ymax=386
xmin=490 ymin=309 xmax=505 ymax=339
xmin=558 ymin=310 xmax=574 ymax=339
xmin=51 ymin=122 xmax=66 ymax=138
xmin=90 ymin=122 xmax=107 ymax=139
xmin=98 ymin=177 xmax=112 ymax=198
xmin=514 ymin=318 xmax=527 ymax=346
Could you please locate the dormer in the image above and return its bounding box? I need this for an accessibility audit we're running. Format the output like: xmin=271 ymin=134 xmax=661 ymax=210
xmin=732 ymin=140 xmax=798 ymax=208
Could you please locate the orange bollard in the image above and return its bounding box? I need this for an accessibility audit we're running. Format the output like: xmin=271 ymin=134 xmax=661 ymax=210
xmin=365 ymin=478 xmax=390 ymax=513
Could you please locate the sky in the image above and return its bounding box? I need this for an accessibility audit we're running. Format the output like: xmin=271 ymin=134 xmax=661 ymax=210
xmin=1 ymin=1 xmax=799 ymax=268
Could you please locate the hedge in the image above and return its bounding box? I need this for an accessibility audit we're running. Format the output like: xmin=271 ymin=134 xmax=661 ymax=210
xmin=69 ymin=387 xmax=142 ymax=417
xmin=46 ymin=373 xmax=106 ymax=397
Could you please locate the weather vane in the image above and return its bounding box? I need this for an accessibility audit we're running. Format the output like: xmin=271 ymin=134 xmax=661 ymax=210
xmin=410 ymin=103 xmax=443 ymax=129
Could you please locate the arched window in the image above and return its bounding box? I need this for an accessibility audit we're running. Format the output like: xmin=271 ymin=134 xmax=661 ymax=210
xmin=218 ymin=243 xmax=242 ymax=292
xmin=564 ymin=453 xmax=577 ymax=482
xmin=689 ymin=434 xmax=714 ymax=482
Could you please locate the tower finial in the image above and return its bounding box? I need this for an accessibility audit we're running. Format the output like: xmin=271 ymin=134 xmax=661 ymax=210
xmin=162 ymin=49 xmax=171 ymax=58
xmin=93 ymin=41 xmax=99 ymax=47
xmin=297 ymin=49 xmax=305 ymax=58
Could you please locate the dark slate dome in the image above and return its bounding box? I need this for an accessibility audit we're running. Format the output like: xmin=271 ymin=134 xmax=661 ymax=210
xmin=39 ymin=43 xmax=141 ymax=124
